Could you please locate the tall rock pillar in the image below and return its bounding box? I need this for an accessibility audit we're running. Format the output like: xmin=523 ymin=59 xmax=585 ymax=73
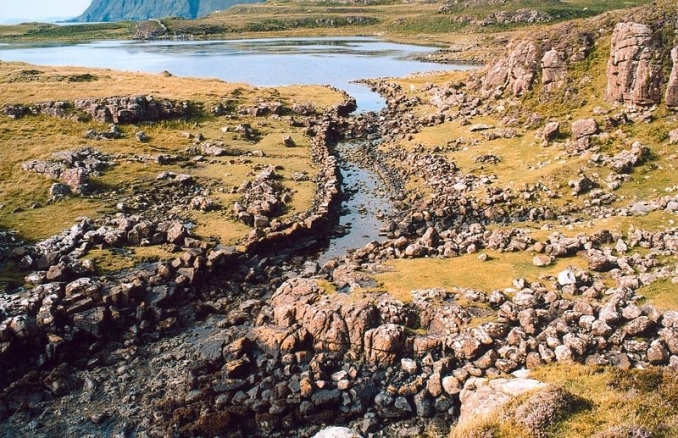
xmin=605 ymin=22 xmax=663 ymax=107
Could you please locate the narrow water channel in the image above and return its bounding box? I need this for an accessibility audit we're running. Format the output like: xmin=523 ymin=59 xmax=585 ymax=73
xmin=0 ymin=38 xmax=470 ymax=259
xmin=317 ymin=140 xmax=392 ymax=264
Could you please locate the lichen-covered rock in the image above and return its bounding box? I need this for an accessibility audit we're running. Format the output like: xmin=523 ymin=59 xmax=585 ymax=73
xmin=459 ymin=377 xmax=546 ymax=425
xmin=605 ymin=23 xmax=663 ymax=107
xmin=542 ymin=121 xmax=560 ymax=144
xmin=451 ymin=333 xmax=484 ymax=360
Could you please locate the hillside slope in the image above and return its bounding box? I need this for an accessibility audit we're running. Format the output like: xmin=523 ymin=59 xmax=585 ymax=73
xmin=73 ymin=0 xmax=263 ymax=22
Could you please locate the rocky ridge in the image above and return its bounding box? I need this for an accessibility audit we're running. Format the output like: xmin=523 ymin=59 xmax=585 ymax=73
xmin=474 ymin=2 xmax=677 ymax=110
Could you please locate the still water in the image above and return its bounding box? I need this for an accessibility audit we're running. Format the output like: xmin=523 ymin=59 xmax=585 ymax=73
xmin=0 ymin=37 xmax=472 ymax=111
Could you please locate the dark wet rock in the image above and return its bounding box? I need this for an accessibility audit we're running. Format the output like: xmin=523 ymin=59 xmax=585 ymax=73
xmin=311 ymin=389 xmax=341 ymax=408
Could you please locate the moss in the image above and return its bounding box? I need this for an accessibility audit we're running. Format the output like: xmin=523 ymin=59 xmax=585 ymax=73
xmin=0 ymin=261 xmax=27 ymax=291
xmin=637 ymin=278 xmax=678 ymax=311
xmin=315 ymin=279 xmax=338 ymax=295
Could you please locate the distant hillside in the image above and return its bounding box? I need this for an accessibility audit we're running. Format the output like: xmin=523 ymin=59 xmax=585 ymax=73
xmin=73 ymin=0 xmax=264 ymax=22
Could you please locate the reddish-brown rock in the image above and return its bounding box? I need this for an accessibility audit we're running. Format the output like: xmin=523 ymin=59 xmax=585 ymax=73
xmin=666 ymin=46 xmax=678 ymax=107
xmin=605 ymin=22 xmax=663 ymax=107
xmin=482 ymin=40 xmax=542 ymax=96
xmin=364 ymin=324 xmax=405 ymax=366
xmin=541 ymin=49 xmax=566 ymax=92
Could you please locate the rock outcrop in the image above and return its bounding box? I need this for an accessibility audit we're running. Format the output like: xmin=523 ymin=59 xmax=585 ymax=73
xmin=540 ymin=49 xmax=567 ymax=92
xmin=605 ymin=22 xmax=663 ymax=107
xmin=666 ymin=46 xmax=678 ymax=108
xmin=22 ymin=147 xmax=114 ymax=196
xmin=4 ymin=96 xmax=192 ymax=124
xmin=482 ymin=40 xmax=542 ymax=96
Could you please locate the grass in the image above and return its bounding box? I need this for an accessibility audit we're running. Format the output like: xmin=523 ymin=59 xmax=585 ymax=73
xmin=84 ymin=246 xmax=177 ymax=275
xmin=0 ymin=261 xmax=27 ymax=291
xmin=531 ymin=364 xmax=678 ymax=437
xmin=0 ymin=60 xmax=347 ymax=273
xmin=0 ymin=61 xmax=345 ymax=243
xmin=164 ymin=0 xmax=653 ymax=41
xmin=0 ymin=62 xmax=343 ymax=109
xmin=315 ymin=279 xmax=338 ymax=295
xmin=366 ymin=251 xmax=590 ymax=303
xmin=0 ymin=61 xmax=346 ymax=288
xmin=454 ymin=364 xmax=678 ymax=437
xmin=637 ymin=278 xmax=678 ymax=311
xmin=0 ymin=0 xmax=653 ymax=50
xmin=401 ymin=116 xmax=588 ymax=204
xmin=0 ymin=22 xmax=132 ymax=42
xmin=495 ymin=210 xmax=678 ymax=245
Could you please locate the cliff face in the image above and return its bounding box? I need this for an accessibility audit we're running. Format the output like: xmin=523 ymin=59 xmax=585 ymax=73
xmin=605 ymin=22 xmax=663 ymax=107
xmin=74 ymin=0 xmax=262 ymax=22
xmin=476 ymin=1 xmax=677 ymax=109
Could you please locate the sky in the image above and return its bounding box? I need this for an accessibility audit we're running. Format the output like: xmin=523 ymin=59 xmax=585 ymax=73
xmin=0 ymin=0 xmax=91 ymax=23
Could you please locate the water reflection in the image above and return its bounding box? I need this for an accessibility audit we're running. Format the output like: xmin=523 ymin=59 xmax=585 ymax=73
xmin=318 ymin=141 xmax=393 ymax=264
xmin=0 ymin=37 xmax=472 ymax=111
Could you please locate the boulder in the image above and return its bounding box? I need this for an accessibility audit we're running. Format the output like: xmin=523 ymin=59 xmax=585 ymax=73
xmin=65 ymin=277 xmax=101 ymax=300
xmin=569 ymin=177 xmax=594 ymax=195
xmin=669 ymin=128 xmax=678 ymax=145
xmin=311 ymin=389 xmax=342 ymax=408
xmin=283 ymin=136 xmax=296 ymax=147
xmin=247 ymin=325 xmax=298 ymax=356
xmin=413 ymin=390 xmax=435 ymax=417
xmin=364 ymin=324 xmax=405 ymax=366
xmin=451 ymin=333 xmax=483 ymax=360
xmin=532 ymin=255 xmax=553 ymax=267
xmin=557 ymin=268 xmax=577 ymax=286
xmin=165 ymin=221 xmax=186 ymax=244
xmin=647 ymin=340 xmax=669 ymax=364
xmin=624 ymin=316 xmax=653 ymax=336
xmin=201 ymin=143 xmax=226 ymax=156
xmin=482 ymin=40 xmax=541 ymax=96
xmin=135 ymin=131 xmax=148 ymax=142
xmin=60 ymin=168 xmax=89 ymax=194
xmin=571 ymin=119 xmax=598 ymax=139
xmin=312 ymin=427 xmax=362 ymax=438
xmin=542 ymin=121 xmax=560 ymax=144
